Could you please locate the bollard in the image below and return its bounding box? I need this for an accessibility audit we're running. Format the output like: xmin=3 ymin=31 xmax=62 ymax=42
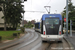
xmin=18 ymin=33 xmax=20 ymax=35
xmin=0 ymin=36 xmax=2 ymax=41
xmin=13 ymin=33 xmax=17 ymax=37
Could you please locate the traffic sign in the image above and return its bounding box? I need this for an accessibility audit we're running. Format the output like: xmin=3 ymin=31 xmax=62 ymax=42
xmin=64 ymin=18 xmax=66 ymax=22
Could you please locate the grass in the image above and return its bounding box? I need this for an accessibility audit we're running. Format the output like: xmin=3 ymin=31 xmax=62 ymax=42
xmin=0 ymin=31 xmax=21 ymax=40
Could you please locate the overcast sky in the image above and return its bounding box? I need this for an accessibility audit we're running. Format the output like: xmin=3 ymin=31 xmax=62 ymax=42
xmin=23 ymin=0 xmax=75 ymax=22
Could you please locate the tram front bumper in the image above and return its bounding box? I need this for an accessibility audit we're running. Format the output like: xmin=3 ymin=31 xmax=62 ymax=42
xmin=41 ymin=35 xmax=63 ymax=41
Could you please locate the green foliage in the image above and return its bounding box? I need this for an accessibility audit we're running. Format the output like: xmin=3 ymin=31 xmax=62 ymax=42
xmin=13 ymin=33 xmax=18 ymax=37
xmin=68 ymin=11 xmax=75 ymax=30
xmin=28 ymin=21 xmax=32 ymax=26
xmin=0 ymin=31 xmax=21 ymax=40
xmin=5 ymin=1 xmax=23 ymax=28
xmin=20 ymin=27 xmax=25 ymax=33
xmin=0 ymin=36 xmax=2 ymax=41
xmin=31 ymin=24 xmax=34 ymax=27
xmin=62 ymin=2 xmax=75 ymax=16
xmin=0 ymin=0 xmax=24 ymax=30
xmin=24 ymin=21 xmax=34 ymax=28
xmin=62 ymin=2 xmax=75 ymax=30
xmin=64 ymin=3 xmax=75 ymax=11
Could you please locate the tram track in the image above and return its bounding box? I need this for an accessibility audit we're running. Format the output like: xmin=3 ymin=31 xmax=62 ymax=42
xmin=33 ymin=29 xmax=74 ymax=50
xmin=45 ymin=42 xmax=51 ymax=50
xmin=45 ymin=41 xmax=58 ymax=50
xmin=44 ymin=38 xmax=73 ymax=50
xmin=1 ymin=29 xmax=36 ymax=50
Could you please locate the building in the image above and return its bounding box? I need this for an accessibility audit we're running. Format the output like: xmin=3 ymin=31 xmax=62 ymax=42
xmin=31 ymin=20 xmax=35 ymax=24
xmin=0 ymin=11 xmax=4 ymax=28
xmin=22 ymin=20 xmax=27 ymax=25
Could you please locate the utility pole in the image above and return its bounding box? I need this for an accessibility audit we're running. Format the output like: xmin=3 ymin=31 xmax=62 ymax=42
xmin=22 ymin=5 xmax=25 ymax=27
xmin=70 ymin=20 xmax=72 ymax=37
xmin=64 ymin=16 xmax=66 ymax=34
xmin=44 ymin=6 xmax=51 ymax=14
xmin=66 ymin=0 xmax=68 ymax=36
xmin=21 ymin=0 xmax=26 ymax=27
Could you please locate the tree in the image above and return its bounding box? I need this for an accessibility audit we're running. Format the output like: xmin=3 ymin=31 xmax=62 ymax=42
xmin=62 ymin=2 xmax=75 ymax=30
xmin=64 ymin=3 xmax=75 ymax=12
xmin=62 ymin=2 xmax=75 ymax=16
xmin=22 ymin=20 xmax=27 ymax=24
xmin=5 ymin=1 xmax=23 ymax=28
xmin=28 ymin=21 xmax=32 ymax=26
xmin=0 ymin=0 xmax=24 ymax=30
xmin=31 ymin=20 xmax=35 ymax=24
xmin=68 ymin=11 xmax=75 ymax=30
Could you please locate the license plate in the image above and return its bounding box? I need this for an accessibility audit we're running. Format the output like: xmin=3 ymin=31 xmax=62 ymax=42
xmin=51 ymin=40 xmax=55 ymax=41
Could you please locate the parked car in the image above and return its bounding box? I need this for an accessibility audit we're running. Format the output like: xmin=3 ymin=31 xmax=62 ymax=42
xmin=63 ymin=28 xmax=70 ymax=34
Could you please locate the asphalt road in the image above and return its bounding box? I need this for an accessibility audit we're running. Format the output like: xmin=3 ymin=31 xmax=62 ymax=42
xmin=35 ymin=39 xmax=72 ymax=50
xmin=4 ymin=29 xmax=73 ymax=50
xmin=5 ymin=29 xmax=42 ymax=50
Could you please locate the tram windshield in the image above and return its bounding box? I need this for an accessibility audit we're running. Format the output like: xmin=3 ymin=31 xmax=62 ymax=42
xmin=45 ymin=18 xmax=59 ymax=25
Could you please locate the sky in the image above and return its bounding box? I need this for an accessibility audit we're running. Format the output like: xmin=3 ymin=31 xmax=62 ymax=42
xmin=23 ymin=0 xmax=75 ymax=22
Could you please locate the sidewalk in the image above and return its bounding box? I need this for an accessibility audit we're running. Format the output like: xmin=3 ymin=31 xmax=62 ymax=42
xmin=64 ymin=33 xmax=75 ymax=49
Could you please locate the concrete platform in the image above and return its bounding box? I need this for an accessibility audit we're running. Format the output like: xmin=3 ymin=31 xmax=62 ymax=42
xmin=64 ymin=34 xmax=75 ymax=50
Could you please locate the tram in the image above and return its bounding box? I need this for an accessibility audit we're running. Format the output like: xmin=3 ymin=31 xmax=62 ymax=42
xmin=41 ymin=14 xmax=63 ymax=41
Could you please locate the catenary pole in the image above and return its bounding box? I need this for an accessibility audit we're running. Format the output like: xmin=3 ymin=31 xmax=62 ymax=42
xmin=70 ymin=20 xmax=72 ymax=37
xmin=64 ymin=16 xmax=66 ymax=34
xmin=66 ymin=0 xmax=68 ymax=36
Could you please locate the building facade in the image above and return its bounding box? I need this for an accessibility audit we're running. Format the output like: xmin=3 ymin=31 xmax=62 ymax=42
xmin=0 ymin=11 xmax=4 ymax=28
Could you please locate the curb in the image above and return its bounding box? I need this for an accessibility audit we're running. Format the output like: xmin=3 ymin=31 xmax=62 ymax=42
xmin=63 ymin=37 xmax=74 ymax=50
xmin=0 ymin=33 xmax=29 ymax=50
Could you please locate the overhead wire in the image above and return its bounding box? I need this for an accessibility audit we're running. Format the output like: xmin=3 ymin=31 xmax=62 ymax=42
xmin=46 ymin=0 xmax=51 ymax=6
xmin=31 ymin=0 xmax=32 ymax=10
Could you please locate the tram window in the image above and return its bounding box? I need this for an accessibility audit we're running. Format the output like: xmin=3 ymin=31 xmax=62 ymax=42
xmin=35 ymin=24 xmax=39 ymax=29
xmin=45 ymin=18 xmax=59 ymax=25
xmin=53 ymin=19 xmax=59 ymax=24
xmin=45 ymin=19 xmax=53 ymax=25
